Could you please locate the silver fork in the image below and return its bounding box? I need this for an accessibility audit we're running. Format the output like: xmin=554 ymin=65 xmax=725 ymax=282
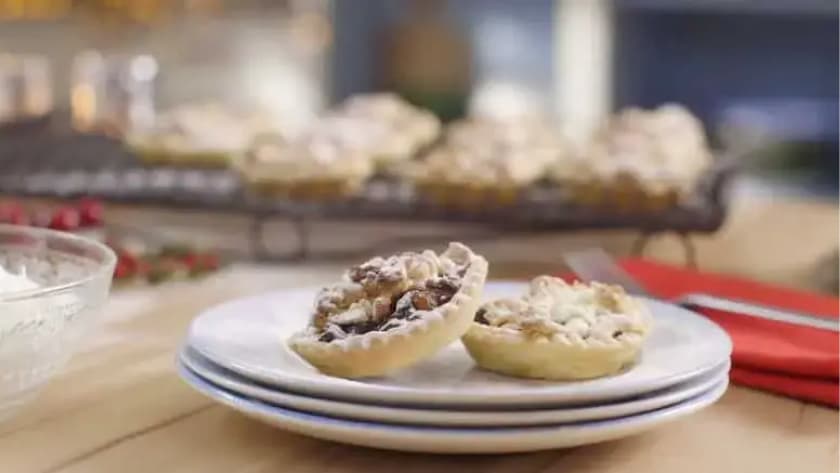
xmin=563 ymin=248 xmax=839 ymax=332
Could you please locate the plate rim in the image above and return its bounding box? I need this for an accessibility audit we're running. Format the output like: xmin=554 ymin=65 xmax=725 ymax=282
xmin=180 ymin=344 xmax=731 ymax=426
xmin=177 ymin=362 xmax=729 ymax=453
xmin=187 ymin=282 xmax=733 ymax=407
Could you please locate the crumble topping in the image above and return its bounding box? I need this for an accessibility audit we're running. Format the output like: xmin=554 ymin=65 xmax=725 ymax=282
xmin=237 ymin=93 xmax=440 ymax=185
xmin=340 ymin=93 xmax=441 ymax=153
xmin=551 ymin=104 xmax=712 ymax=195
xmin=131 ymin=103 xmax=278 ymax=154
xmin=238 ymin=127 xmax=375 ymax=184
xmin=474 ymin=276 xmax=650 ymax=343
xmin=415 ymin=117 xmax=567 ymax=187
xmin=309 ymin=243 xmax=473 ymax=343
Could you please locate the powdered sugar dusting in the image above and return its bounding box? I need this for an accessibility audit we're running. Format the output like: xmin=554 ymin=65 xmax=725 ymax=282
xmin=307 ymin=242 xmax=475 ymax=342
xmin=478 ymin=276 xmax=651 ymax=343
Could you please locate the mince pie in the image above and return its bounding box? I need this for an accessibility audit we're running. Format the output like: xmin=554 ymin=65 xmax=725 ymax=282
xmin=550 ymin=104 xmax=712 ymax=211
xmin=288 ymin=242 xmax=488 ymax=378
xmin=236 ymin=130 xmax=374 ymax=200
xmin=130 ymin=103 xmax=275 ymax=167
xmin=412 ymin=117 xmax=568 ymax=207
xmin=337 ymin=93 xmax=441 ymax=170
xmin=462 ymin=276 xmax=652 ymax=380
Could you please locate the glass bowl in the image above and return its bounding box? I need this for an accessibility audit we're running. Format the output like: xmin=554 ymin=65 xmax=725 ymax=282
xmin=0 ymin=224 xmax=116 ymax=421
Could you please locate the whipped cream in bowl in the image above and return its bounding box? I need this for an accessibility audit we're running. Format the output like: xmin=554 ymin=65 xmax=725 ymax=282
xmin=0 ymin=225 xmax=116 ymax=421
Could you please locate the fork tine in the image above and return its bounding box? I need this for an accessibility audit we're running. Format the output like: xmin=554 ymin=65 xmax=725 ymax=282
xmin=562 ymin=248 xmax=649 ymax=296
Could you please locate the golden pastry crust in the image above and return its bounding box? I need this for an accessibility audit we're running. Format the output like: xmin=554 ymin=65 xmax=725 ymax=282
xmin=561 ymin=176 xmax=681 ymax=212
xmin=131 ymin=143 xmax=234 ymax=168
xmin=415 ymin=181 xmax=522 ymax=208
xmin=288 ymin=242 xmax=488 ymax=378
xmin=462 ymin=276 xmax=652 ymax=380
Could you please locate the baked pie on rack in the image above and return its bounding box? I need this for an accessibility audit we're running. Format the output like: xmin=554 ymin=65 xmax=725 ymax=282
xmin=462 ymin=276 xmax=652 ymax=380
xmin=289 ymin=242 xmax=488 ymax=378
xmin=130 ymin=103 xmax=274 ymax=167
xmin=236 ymin=131 xmax=374 ymax=199
xmin=237 ymin=93 xmax=439 ymax=198
xmin=412 ymin=117 xmax=568 ymax=207
xmin=550 ymin=104 xmax=712 ymax=210
xmin=338 ymin=93 xmax=441 ymax=170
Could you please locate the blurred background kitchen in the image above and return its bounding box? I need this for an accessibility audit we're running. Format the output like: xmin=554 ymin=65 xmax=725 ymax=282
xmin=0 ymin=0 xmax=836 ymax=292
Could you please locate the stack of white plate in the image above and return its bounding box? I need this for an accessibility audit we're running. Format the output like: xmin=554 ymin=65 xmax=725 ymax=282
xmin=179 ymin=282 xmax=732 ymax=453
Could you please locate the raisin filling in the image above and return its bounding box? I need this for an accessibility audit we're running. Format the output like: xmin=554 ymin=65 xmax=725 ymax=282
xmin=474 ymin=308 xmax=489 ymax=325
xmin=314 ymin=271 xmax=462 ymax=343
xmin=346 ymin=257 xmax=407 ymax=295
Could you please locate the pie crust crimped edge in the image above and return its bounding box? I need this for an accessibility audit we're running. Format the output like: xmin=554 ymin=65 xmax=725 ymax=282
xmin=287 ymin=251 xmax=488 ymax=378
xmin=462 ymin=305 xmax=652 ymax=381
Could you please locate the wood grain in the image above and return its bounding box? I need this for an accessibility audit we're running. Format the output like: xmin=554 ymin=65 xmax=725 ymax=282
xmin=0 ymin=197 xmax=837 ymax=472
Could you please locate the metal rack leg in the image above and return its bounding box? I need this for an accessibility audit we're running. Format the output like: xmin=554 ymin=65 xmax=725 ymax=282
xmin=249 ymin=215 xmax=268 ymax=260
xmin=679 ymin=232 xmax=698 ymax=269
xmin=292 ymin=217 xmax=311 ymax=261
xmin=631 ymin=231 xmax=652 ymax=257
xmin=631 ymin=231 xmax=698 ymax=269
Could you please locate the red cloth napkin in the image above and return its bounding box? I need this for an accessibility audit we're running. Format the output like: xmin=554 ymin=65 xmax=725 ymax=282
xmin=616 ymin=259 xmax=839 ymax=407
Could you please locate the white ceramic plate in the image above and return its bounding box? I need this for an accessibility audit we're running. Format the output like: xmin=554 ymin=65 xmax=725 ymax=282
xmin=181 ymin=345 xmax=731 ymax=426
xmin=187 ymin=282 xmax=732 ymax=407
xmin=178 ymin=362 xmax=729 ymax=453
xmin=188 ymin=282 xmax=732 ymax=408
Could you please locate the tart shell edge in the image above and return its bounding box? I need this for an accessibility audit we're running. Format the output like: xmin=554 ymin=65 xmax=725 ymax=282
xmin=461 ymin=322 xmax=648 ymax=381
xmin=287 ymin=254 xmax=488 ymax=378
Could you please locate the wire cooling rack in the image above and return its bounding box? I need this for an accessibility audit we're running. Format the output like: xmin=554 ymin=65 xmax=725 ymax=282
xmin=0 ymin=126 xmax=736 ymax=262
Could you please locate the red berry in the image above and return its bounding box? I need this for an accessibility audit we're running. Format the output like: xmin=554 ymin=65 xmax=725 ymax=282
xmin=49 ymin=207 xmax=81 ymax=231
xmin=77 ymin=199 xmax=104 ymax=226
xmin=0 ymin=202 xmax=28 ymax=225
xmin=181 ymin=253 xmax=200 ymax=269
xmin=114 ymin=260 xmax=135 ymax=279
xmin=118 ymin=255 xmax=137 ymax=271
xmin=185 ymin=253 xmax=220 ymax=277
xmin=117 ymin=250 xmax=139 ymax=269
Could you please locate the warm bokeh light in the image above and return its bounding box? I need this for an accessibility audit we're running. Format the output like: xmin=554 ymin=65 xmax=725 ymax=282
xmin=70 ymin=83 xmax=96 ymax=130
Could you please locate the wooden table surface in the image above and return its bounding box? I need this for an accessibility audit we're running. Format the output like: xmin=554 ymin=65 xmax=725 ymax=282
xmin=1 ymin=196 xmax=837 ymax=472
